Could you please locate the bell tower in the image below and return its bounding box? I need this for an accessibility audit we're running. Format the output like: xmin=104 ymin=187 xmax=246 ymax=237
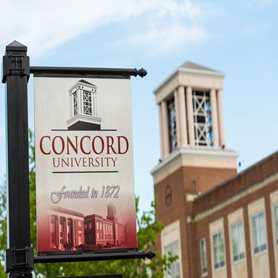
xmin=152 ymin=62 xmax=238 ymax=278
xmin=153 ymin=62 xmax=238 ymax=193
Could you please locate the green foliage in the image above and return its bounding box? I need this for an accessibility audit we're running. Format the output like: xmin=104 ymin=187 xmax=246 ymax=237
xmin=0 ymin=131 xmax=176 ymax=277
xmin=0 ymin=179 xmax=7 ymax=276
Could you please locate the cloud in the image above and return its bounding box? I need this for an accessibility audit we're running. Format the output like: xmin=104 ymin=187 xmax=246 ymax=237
xmin=126 ymin=24 xmax=206 ymax=54
xmin=248 ymin=0 xmax=275 ymax=7
xmin=121 ymin=0 xmax=209 ymax=53
xmin=0 ymin=0 xmax=210 ymax=57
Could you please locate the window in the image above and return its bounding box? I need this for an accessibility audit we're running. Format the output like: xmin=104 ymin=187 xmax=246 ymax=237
xmin=192 ymin=90 xmax=212 ymax=146
xmin=231 ymin=221 xmax=245 ymax=261
xmin=164 ymin=241 xmax=180 ymax=278
xmin=274 ymin=205 xmax=278 ymax=245
xmin=200 ymin=238 xmax=208 ymax=274
xmin=213 ymin=231 xmax=225 ymax=269
xmin=83 ymin=90 xmax=92 ymax=115
xmin=73 ymin=91 xmax=78 ymax=115
xmin=50 ymin=215 xmax=58 ymax=246
xmin=60 ymin=217 xmax=66 ymax=241
xmin=147 ymin=268 xmax=152 ymax=278
xmin=167 ymin=96 xmax=177 ymax=153
xmin=252 ymin=211 xmax=267 ymax=254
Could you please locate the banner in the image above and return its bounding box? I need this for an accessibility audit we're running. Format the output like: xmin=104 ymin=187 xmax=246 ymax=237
xmin=34 ymin=76 xmax=137 ymax=253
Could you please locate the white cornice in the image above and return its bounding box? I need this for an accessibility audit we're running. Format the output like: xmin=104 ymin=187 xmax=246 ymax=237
xmin=178 ymin=68 xmax=225 ymax=78
xmin=152 ymin=147 xmax=238 ymax=174
xmin=151 ymin=147 xmax=238 ymax=184
xmin=154 ymin=67 xmax=225 ymax=96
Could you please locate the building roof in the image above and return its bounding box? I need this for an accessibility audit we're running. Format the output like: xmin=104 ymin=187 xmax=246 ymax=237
xmin=192 ymin=151 xmax=278 ymax=217
xmin=6 ymin=40 xmax=27 ymax=51
xmin=51 ymin=207 xmax=84 ymax=218
xmin=179 ymin=61 xmax=220 ymax=73
xmin=154 ymin=61 xmax=224 ymax=95
xmin=85 ymin=214 xmax=104 ymax=219
xmin=78 ymin=79 xmax=94 ymax=86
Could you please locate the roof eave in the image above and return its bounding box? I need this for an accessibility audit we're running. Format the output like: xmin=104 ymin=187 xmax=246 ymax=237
xmin=153 ymin=68 xmax=225 ymax=96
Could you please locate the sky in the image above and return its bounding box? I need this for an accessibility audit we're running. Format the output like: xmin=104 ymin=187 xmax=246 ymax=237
xmin=0 ymin=0 xmax=277 ymax=212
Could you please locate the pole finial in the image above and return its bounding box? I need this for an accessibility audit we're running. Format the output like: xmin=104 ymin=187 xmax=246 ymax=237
xmin=138 ymin=68 xmax=147 ymax=78
xmin=2 ymin=41 xmax=29 ymax=83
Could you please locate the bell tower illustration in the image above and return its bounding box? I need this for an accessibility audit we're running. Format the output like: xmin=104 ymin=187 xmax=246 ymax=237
xmin=152 ymin=62 xmax=238 ymax=277
xmin=67 ymin=79 xmax=102 ymax=130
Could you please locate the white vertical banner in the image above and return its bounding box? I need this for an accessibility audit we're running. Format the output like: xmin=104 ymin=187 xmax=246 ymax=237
xmin=34 ymin=76 xmax=137 ymax=253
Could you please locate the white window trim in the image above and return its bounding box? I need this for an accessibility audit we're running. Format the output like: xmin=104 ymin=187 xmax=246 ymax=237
xmin=161 ymin=220 xmax=183 ymax=278
xmin=200 ymin=237 xmax=208 ymax=276
xmin=164 ymin=240 xmax=181 ymax=278
xmin=251 ymin=211 xmax=268 ymax=256
xmin=273 ymin=204 xmax=278 ymax=248
xmin=212 ymin=230 xmax=226 ymax=271
xmin=192 ymin=90 xmax=213 ymax=147
xmin=167 ymin=95 xmax=177 ymax=153
xmin=230 ymin=220 xmax=246 ymax=263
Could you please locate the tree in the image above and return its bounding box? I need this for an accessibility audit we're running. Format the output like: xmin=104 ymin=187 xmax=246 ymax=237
xmin=0 ymin=131 xmax=176 ymax=277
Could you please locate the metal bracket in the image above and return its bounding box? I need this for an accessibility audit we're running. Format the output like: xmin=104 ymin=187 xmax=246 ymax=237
xmin=34 ymin=249 xmax=156 ymax=264
xmin=29 ymin=66 xmax=147 ymax=79
xmin=60 ymin=275 xmax=122 ymax=278
xmin=5 ymin=247 xmax=34 ymax=273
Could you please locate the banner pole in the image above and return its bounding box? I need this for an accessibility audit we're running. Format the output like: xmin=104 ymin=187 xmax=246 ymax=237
xmin=2 ymin=41 xmax=34 ymax=277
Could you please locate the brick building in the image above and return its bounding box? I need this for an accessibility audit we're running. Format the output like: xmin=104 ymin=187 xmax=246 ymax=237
xmin=85 ymin=203 xmax=126 ymax=247
xmin=48 ymin=204 xmax=126 ymax=251
xmin=49 ymin=207 xmax=84 ymax=251
xmin=84 ymin=214 xmax=115 ymax=246
xmin=151 ymin=62 xmax=278 ymax=278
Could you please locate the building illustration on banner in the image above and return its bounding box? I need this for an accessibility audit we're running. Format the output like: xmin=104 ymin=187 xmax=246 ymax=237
xmin=49 ymin=204 xmax=126 ymax=251
xmin=67 ymin=79 xmax=102 ymax=130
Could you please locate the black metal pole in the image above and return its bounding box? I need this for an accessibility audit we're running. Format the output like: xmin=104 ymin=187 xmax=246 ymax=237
xmin=1 ymin=41 xmax=153 ymax=277
xmin=2 ymin=41 xmax=33 ymax=277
